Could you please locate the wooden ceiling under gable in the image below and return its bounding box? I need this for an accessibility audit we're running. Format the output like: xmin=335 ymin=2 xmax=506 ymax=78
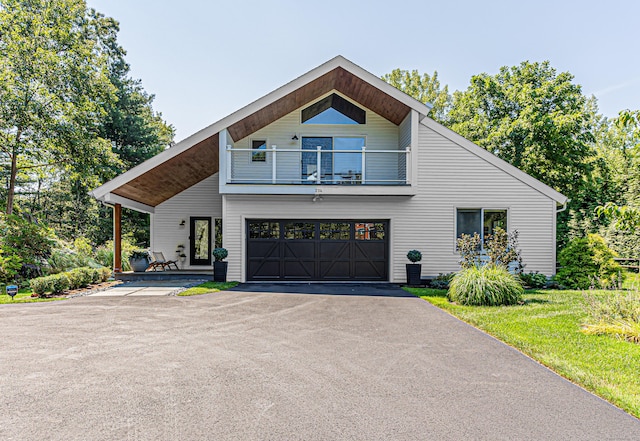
xmin=228 ymin=67 xmax=411 ymax=141
xmin=108 ymin=67 xmax=412 ymax=207
xmin=112 ymin=134 xmax=219 ymax=207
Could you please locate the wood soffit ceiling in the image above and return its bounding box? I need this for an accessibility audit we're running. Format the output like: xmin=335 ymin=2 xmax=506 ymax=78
xmin=112 ymin=134 xmax=219 ymax=207
xmin=228 ymin=67 xmax=412 ymax=141
xmin=110 ymin=68 xmax=411 ymax=207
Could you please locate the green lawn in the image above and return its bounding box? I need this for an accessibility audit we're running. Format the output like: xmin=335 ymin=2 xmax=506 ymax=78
xmin=178 ymin=281 xmax=239 ymax=296
xmin=405 ymin=286 xmax=640 ymax=419
xmin=0 ymin=286 xmax=65 ymax=304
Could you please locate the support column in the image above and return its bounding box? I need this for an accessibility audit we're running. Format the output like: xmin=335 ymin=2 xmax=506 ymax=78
xmin=114 ymin=203 xmax=122 ymax=273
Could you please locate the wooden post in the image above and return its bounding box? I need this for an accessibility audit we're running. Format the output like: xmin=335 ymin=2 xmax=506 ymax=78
xmin=114 ymin=203 xmax=122 ymax=273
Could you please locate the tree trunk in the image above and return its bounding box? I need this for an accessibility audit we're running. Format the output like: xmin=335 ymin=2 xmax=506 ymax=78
xmin=6 ymin=147 xmax=18 ymax=215
xmin=5 ymin=130 xmax=21 ymax=215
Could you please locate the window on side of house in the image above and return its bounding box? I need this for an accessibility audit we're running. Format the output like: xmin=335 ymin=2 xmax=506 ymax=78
xmin=252 ymin=140 xmax=267 ymax=162
xmin=456 ymin=208 xmax=507 ymax=240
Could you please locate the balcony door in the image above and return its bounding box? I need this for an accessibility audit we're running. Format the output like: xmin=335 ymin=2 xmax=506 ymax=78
xmin=301 ymin=136 xmax=364 ymax=183
xmin=190 ymin=217 xmax=211 ymax=266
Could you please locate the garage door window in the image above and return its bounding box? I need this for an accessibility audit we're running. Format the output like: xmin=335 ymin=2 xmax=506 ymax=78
xmin=284 ymin=222 xmax=315 ymax=239
xmin=249 ymin=221 xmax=280 ymax=239
xmin=355 ymin=222 xmax=385 ymax=240
xmin=320 ymin=222 xmax=350 ymax=240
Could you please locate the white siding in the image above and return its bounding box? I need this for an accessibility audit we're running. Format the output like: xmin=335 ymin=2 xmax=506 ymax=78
xmin=151 ymin=174 xmax=222 ymax=269
xmin=230 ymin=91 xmax=401 ymax=184
xmin=223 ymin=122 xmax=558 ymax=282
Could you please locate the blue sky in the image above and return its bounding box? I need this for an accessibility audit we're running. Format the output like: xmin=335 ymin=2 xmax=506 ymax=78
xmin=88 ymin=0 xmax=640 ymax=142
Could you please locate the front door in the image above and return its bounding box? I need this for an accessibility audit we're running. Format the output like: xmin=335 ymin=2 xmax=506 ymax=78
xmin=190 ymin=217 xmax=211 ymax=266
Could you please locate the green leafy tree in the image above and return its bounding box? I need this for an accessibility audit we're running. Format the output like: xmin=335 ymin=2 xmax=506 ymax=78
xmin=0 ymin=0 xmax=121 ymax=215
xmin=382 ymin=69 xmax=451 ymax=123
xmin=447 ymin=61 xmax=595 ymax=197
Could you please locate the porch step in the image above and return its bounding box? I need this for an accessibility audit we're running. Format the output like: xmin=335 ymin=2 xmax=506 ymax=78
xmin=115 ymin=270 xmax=213 ymax=282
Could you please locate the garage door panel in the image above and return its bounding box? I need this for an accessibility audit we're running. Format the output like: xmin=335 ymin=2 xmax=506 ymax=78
xmin=247 ymin=220 xmax=388 ymax=281
xmin=284 ymin=242 xmax=316 ymax=259
xmin=320 ymin=260 xmax=352 ymax=280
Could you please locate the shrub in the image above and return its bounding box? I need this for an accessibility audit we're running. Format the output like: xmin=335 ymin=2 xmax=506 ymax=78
xmin=582 ymin=290 xmax=640 ymax=343
xmin=448 ymin=264 xmax=524 ymax=306
xmin=0 ymin=249 xmax=22 ymax=285
xmin=457 ymin=233 xmax=482 ymax=269
xmin=407 ymin=250 xmax=422 ymax=263
xmin=212 ymin=247 xmax=228 ymax=262
xmin=67 ymin=267 xmax=96 ymax=289
xmin=484 ymin=228 xmax=523 ymax=273
xmin=520 ymin=271 xmax=548 ymax=289
xmin=97 ymin=266 xmax=112 ymax=282
xmin=555 ymin=234 xmax=622 ymax=289
xmin=430 ymin=272 xmax=455 ymax=290
xmin=30 ymin=273 xmax=70 ymax=295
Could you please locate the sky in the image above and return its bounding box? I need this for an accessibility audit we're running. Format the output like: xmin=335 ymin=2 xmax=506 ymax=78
xmin=88 ymin=0 xmax=640 ymax=142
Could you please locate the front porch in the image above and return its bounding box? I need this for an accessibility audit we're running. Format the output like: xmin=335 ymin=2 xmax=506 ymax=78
xmin=115 ymin=269 xmax=213 ymax=282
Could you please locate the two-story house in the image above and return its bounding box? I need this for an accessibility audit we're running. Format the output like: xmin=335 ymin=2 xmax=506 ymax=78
xmin=91 ymin=56 xmax=567 ymax=282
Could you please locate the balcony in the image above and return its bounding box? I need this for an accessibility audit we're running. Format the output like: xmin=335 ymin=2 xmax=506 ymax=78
xmin=224 ymin=144 xmax=412 ymax=189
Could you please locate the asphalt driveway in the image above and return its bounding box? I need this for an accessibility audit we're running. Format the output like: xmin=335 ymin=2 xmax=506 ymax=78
xmin=1 ymin=284 xmax=638 ymax=440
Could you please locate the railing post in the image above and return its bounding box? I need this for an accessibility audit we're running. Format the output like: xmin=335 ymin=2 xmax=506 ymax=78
xmin=316 ymin=146 xmax=322 ymax=184
xmin=405 ymin=145 xmax=411 ymax=185
xmin=361 ymin=146 xmax=366 ymax=184
xmin=226 ymin=145 xmax=232 ymax=183
xmin=271 ymin=145 xmax=277 ymax=184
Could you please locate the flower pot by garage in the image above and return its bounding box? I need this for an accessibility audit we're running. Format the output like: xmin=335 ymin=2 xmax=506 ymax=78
xmin=406 ymin=263 xmax=422 ymax=286
xmin=213 ymin=261 xmax=228 ymax=282
xmin=129 ymin=257 xmax=149 ymax=272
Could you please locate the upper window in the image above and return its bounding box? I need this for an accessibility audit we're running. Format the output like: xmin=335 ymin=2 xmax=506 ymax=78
xmin=456 ymin=209 xmax=507 ymax=240
xmin=302 ymin=94 xmax=366 ymax=125
xmin=252 ymin=140 xmax=266 ymax=162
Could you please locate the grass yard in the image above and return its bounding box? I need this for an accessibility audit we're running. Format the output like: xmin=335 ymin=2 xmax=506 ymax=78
xmin=178 ymin=281 xmax=239 ymax=296
xmin=405 ymin=286 xmax=640 ymax=419
xmin=0 ymin=286 xmax=65 ymax=304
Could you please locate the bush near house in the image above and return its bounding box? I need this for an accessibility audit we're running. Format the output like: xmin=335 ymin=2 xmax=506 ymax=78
xmin=555 ymin=234 xmax=621 ymax=289
xmin=520 ymin=271 xmax=548 ymax=288
xmin=452 ymin=228 xmax=524 ymax=306
xmin=30 ymin=266 xmax=109 ymax=296
xmin=448 ymin=264 xmax=524 ymax=306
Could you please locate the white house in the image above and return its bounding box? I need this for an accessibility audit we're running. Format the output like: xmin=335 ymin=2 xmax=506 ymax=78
xmin=91 ymin=56 xmax=567 ymax=282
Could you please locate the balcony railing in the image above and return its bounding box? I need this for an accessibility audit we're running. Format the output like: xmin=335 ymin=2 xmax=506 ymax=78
xmin=226 ymin=145 xmax=411 ymax=185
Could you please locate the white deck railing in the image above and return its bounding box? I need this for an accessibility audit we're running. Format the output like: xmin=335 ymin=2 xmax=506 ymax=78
xmin=226 ymin=145 xmax=411 ymax=185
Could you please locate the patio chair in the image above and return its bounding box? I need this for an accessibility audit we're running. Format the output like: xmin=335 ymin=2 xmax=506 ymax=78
xmin=147 ymin=251 xmax=180 ymax=271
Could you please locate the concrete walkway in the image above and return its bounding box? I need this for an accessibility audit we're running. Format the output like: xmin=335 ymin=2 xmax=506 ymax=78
xmin=89 ymin=279 xmax=207 ymax=297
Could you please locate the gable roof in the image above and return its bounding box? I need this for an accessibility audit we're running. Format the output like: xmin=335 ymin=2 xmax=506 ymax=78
xmin=91 ymin=56 xmax=434 ymax=210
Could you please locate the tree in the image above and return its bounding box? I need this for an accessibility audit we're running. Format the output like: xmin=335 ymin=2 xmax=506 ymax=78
xmin=447 ymin=61 xmax=595 ymax=197
xmin=382 ymin=69 xmax=451 ymax=124
xmin=0 ymin=0 xmax=120 ymax=215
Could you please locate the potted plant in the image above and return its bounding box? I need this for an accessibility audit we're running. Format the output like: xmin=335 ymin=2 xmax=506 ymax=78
xmin=212 ymin=247 xmax=228 ymax=282
xmin=129 ymin=250 xmax=150 ymax=272
xmin=406 ymin=249 xmax=422 ymax=286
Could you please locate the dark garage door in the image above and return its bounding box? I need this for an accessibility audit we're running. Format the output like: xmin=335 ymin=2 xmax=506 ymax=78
xmin=247 ymin=220 xmax=388 ymax=281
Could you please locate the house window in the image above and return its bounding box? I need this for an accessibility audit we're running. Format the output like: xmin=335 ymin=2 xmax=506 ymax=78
xmin=301 ymin=136 xmax=364 ymax=183
xmin=214 ymin=218 xmax=223 ymax=249
xmin=302 ymin=93 xmax=366 ymax=125
xmin=252 ymin=140 xmax=266 ymax=162
xmin=456 ymin=209 xmax=507 ymax=240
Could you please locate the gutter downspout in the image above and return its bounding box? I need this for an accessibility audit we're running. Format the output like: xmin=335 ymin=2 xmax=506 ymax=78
xmin=556 ymin=199 xmax=570 ymax=213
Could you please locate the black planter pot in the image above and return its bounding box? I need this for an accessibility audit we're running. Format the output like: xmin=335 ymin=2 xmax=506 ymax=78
xmin=213 ymin=261 xmax=228 ymax=282
xmin=406 ymin=263 xmax=422 ymax=286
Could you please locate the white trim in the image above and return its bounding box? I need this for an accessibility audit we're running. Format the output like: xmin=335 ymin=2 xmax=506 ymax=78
xmin=103 ymin=194 xmax=155 ymax=214
xmin=420 ymin=118 xmax=568 ymax=204
xmin=92 ymin=56 xmax=432 ymax=199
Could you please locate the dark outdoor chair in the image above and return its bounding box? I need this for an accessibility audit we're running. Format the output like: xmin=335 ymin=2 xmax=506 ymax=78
xmin=147 ymin=252 xmax=179 ymax=271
